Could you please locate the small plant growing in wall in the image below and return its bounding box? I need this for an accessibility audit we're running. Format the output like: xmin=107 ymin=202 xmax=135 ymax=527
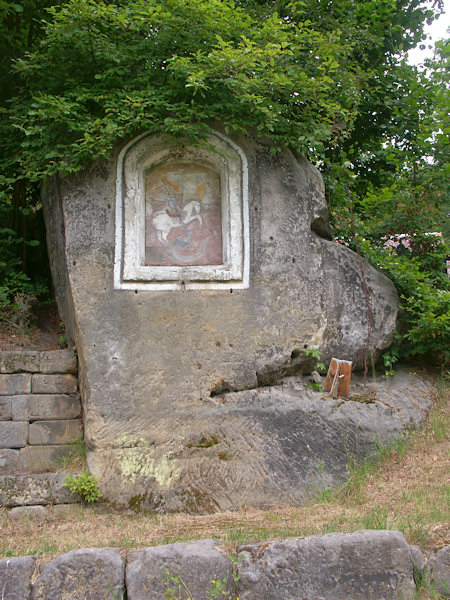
xmin=305 ymin=348 xmax=326 ymax=391
xmin=304 ymin=348 xmax=326 ymax=373
xmin=64 ymin=469 xmax=102 ymax=504
xmin=164 ymin=572 xmax=194 ymax=600
xmin=164 ymin=570 xmax=239 ymax=600
xmin=381 ymin=347 xmax=399 ymax=378
xmin=57 ymin=435 xmax=87 ymax=470
xmin=54 ymin=319 xmax=67 ymax=347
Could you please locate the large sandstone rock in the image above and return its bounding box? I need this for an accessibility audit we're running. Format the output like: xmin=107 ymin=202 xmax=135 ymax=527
xmin=237 ymin=530 xmax=416 ymax=600
xmin=43 ymin=130 xmax=399 ymax=511
xmin=126 ymin=539 xmax=235 ymax=600
xmin=32 ymin=548 xmax=124 ymax=600
xmin=85 ymin=368 xmax=432 ymax=512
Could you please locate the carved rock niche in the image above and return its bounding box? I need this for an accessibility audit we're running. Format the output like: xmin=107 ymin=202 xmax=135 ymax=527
xmin=42 ymin=129 xmax=398 ymax=512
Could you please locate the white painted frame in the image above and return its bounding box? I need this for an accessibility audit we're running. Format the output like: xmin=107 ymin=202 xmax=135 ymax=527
xmin=114 ymin=131 xmax=249 ymax=290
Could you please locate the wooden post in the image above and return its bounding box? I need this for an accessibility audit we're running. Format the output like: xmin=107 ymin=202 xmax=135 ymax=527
xmin=323 ymin=358 xmax=339 ymax=397
xmin=323 ymin=358 xmax=353 ymax=398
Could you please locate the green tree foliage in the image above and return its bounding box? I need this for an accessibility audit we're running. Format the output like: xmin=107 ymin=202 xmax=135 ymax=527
xmin=5 ymin=0 xmax=364 ymax=180
xmin=0 ymin=1 xmax=56 ymax=314
xmin=2 ymin=0 xmax=443 ymax=179
xmin=0 ymin=0 xmax=448 ymax=363
xmin=330 ymin=38 xmax=449 ymax=367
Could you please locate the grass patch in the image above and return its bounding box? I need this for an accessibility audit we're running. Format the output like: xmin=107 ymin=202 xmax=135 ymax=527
xmin=1 ymin=378 xmax=448 ymax=562
xmin=359 ymin=505 xmax=389 ymax=530
xmin=414 ymin=567 xmax=449 ymax=600
xmin=55 ymin=436 xmax=87 ymax=471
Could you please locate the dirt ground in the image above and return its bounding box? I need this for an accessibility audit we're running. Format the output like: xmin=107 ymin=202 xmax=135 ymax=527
xmin=0 ymin=303 xmax=65 ymax=351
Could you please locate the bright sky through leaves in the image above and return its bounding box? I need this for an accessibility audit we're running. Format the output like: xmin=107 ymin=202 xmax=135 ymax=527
xmin=407 ymin=0 xmax=449 ymax=64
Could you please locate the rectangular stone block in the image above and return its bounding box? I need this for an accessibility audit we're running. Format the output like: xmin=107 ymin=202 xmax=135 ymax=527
xmin=0 ymin=473 xmax=80 ymax=506
xmin=18 ymin=445 xmax=70 ymax=472
xmin=9 ymin=505 xmax=47 ymax=519
xmin=0 ymin=449 xmax=20 ymax=473
xmin=31 ymin=374 xmax=78 ymax=394
xmin=12 ymin=394 xmax=81 ymax=421
xmin=126 ymin=540 xmax=234 ymax=600
xmin=0 ymin=422 xmax=28 ymax=448
xmin=10 ymin=396 xmax=28 ymax=421
xmin=0 ymin=351 xmax=40 ymax=373
xmin=32 ymin=548 xmax=124 ymax=600
xmin=29 ymin=419 xmax=82 ymax=445
xmin=0 ymin=556 xmax=36 ymax=600
xmin=40 ymin=350 xmax=77 ymax=374
xmin=0 ymin=374 xmax=31 ymax=395
xmin=237 ymin=531 xmax=416 ymax=600
xmin=0 ymin=397 xmax=11 ymax=420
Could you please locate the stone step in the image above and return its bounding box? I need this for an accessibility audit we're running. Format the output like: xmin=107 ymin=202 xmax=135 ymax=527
xmin=0 ymin=472 xmax=81 ymax=507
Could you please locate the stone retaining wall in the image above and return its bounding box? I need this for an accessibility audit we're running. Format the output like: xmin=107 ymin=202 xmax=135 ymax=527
xmin=0 ymin=350 xmax=81 ymax=506
xmin=1 ymin=532 xmax=448 ymax=600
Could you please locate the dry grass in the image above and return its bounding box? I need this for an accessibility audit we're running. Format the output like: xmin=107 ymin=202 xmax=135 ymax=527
xmin=1 ymin=379 xmax=448 ymax=567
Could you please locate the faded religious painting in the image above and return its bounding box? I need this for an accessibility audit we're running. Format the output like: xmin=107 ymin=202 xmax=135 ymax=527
xmin=145 ymin=163 xmax=222 ymax=266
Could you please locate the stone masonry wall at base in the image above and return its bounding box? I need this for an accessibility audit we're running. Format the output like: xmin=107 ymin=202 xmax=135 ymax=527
xmin=1 ymin=532 xmax=449 ymax=600
xmin=0 ymin=350 xmax=82 ymax=507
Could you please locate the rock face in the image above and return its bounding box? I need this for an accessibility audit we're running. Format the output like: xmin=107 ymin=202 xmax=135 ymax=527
xmin=80 ymin=367 xmax=431 ymax=512
xmin=429 ymin=546 xmax=450 ymax=597
xmin=126 ymin=539 xmax=235 ymax=600
xmin=32 ymin=548 xmax=124 ymax=600
xmin=42 ymin=129 xmax=399 ymax=511
xmin=0 ymin=556 xmax=36 ymax=600
xmin=237 ymin=530 xmax=416 ymax=600
xmin=0 ymin=473 xmax=79 ymax=507
xmin=0 ymin=535 xmax=427 ymax=600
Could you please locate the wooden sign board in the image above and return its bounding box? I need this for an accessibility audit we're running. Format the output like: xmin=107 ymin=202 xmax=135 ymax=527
xmin=323 ymin=358 xmax=353 ymax=398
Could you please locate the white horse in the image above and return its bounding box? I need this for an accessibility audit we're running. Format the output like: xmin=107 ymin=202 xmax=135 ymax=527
xmin=151 ymin=200 xmax=202 ymax=243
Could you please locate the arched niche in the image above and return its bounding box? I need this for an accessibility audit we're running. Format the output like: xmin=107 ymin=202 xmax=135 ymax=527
xmin=114 ymin=131 xmax=249 ymax=290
